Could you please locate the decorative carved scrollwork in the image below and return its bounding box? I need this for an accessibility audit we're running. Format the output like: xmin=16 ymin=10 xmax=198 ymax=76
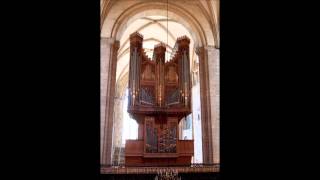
xmin=142 ymin=64 xmax=155 ymax=81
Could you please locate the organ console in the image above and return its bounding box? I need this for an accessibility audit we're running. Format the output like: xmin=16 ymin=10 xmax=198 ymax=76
xmin=125 ymin=32 xmax=193 ymax=166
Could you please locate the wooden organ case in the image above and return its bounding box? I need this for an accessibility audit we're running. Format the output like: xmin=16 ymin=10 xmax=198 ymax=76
xmin=125 ymin=32 xmax=193 ymax=166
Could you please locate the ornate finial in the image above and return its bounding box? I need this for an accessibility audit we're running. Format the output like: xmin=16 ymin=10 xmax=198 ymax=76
xmin=177 ymin=35 xmax=190 ymax=41
xmin=130 ymin=31 xmax=143 ymax=39
xmin=177 ymin=35 xmax=190 ymax=44
xmin=154 ymin=42 xmax=167 ymax=49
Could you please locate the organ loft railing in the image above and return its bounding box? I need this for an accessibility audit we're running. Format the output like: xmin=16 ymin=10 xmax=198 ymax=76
xmin=100 ymin=163 xmax=220 ymax=174
xmin=155 ymin=168 xmax=180 ymax=180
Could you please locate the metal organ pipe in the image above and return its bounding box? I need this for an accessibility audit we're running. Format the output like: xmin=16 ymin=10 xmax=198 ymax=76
xmin=180 ymin=55 xmax=183 ymax=104
xmin=129 ymin=51 xmax=133 ymax=106
xmin=184 ymin=50 xmax=188 ymax=107
xmin=128 ymin=33 xmax=190 ymax=109
xmin=137 ymin=52 xmax=140 ymax=104
xmin=133 ymin=48 xmax=137 ymax=105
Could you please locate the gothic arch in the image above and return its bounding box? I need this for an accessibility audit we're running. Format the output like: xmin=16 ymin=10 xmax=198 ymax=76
xmin=101 ymin=0 xmax=217 ymax=47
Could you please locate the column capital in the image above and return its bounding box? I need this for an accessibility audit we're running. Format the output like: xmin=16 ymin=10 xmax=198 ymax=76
xmin=101 ymin=37 xmax=119 ymax=45
xmin=205 ymin=46 xmax=220 ymax=53
xmin=195 ymin=46 xmax=204 ymax=56
xmin=205 ymin=45 xmax=216 ymax=51
xmin=112 ymin=40 xmax=120 ymax=51
xmin=196 ymin=46 xmax=219 ymax=56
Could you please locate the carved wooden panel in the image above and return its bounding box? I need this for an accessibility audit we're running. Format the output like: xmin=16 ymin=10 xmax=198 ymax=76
xmin=159 ymin=118 xmax=178 ymax=153
xmin=165 ymin=65 xmax=178 ymax=84
xmin=141 ymin=63 xmax=156 ymax=82
xmin=144 ymin=117 xmax=178 ymax=154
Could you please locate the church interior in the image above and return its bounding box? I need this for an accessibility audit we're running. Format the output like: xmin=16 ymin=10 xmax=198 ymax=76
xmin=101 ymin=0 xmax=219 ymax=179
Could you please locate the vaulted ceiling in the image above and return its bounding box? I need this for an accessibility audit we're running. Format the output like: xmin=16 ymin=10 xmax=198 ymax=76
xmin=101 ymin=0 xmax=219 ymax=47
xmin=101 ymin=0 xmax=219 ymax=95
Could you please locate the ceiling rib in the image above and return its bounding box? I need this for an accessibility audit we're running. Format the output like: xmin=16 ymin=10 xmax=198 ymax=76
xmin=118 ymin=17 xmax=177 ymax=54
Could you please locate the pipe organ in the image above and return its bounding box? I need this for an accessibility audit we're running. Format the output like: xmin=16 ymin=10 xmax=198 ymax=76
xmin=125 ymin=32 xmax=193 ymax=166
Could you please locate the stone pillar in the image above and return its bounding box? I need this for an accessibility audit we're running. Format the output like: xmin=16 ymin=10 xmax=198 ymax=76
xmin=111 ymin=96 xmax=124 ymax=164
xmin=112 ymin=96 xmax=124 ymax=148
xmin=206 ymin=47 xmax=220 ymax=164
xmin=101 ymin=37 xmax=110 ymax=164
xmin=196 ymin=46 xmax=219 ymax=164
xmin=196 ymin=46 xmax=213 ymax=164
xmin=101 ymin=37 xmax=120 ymax=165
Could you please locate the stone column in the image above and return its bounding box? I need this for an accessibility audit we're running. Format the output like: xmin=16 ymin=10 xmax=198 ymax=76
xmin=196 ymin=46 xmax=219 ymax=164
xmin=111 ymin=95 xmax=124 ymax=164
xmin=206 ymin=47 xmax=220 ymax=164
xmin=196 ymin=46 xmax=213 ymax=164
xmin=101 ymin=37 xmax=120 ymax=165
